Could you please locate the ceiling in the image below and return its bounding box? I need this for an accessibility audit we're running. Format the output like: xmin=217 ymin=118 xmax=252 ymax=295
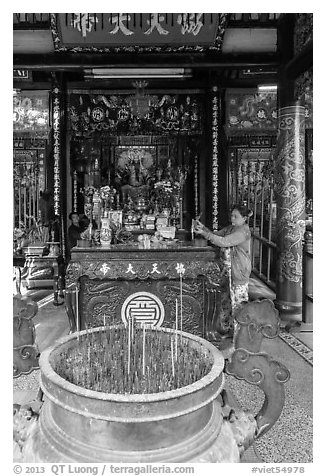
xmin=13 ymin=13 xmax=282 ymax=90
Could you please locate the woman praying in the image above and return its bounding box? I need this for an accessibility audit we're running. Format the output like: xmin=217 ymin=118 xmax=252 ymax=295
xmin=194 ymin=204 xmax=252 ymax=313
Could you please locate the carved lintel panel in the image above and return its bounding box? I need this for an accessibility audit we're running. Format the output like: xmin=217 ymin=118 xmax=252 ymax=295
xmin=66 ymin=259 xmax=220 ymax=285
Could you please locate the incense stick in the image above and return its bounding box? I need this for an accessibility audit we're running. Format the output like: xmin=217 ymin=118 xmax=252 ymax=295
xmin=170 ymin=336 xmax=175 ymax=377
xmin=76 ymin=284 xmax=80 ymax=341
xmin=180 ymin=274 xmax=183 ymax=334
xmin=131 ymin=313 xmax=134 ymax=342
xmin=127 ymin=316 xmax=131 ymax=375
xmin=142 ymin=324 xmax=146 ymax=376
xmin=175 ymin=298 xmax=178 ymax=359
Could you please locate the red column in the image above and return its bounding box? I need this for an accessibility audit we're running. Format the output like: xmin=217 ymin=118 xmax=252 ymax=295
xmin=274 ymin=105 xmax=305 ymax=321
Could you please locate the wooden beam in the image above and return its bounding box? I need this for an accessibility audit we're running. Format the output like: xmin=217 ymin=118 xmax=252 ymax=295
xmin=13 ymin=52 xmax=280 ymax=70
xmin=277 ymin=14 xmax=295 ymax=108
xmin=13 ymin=81 xmax=51 ymax=90
xmin=285 ymin=39 xmax=313 ymax=79
xmin=228 ymin=19 xmax=279 ymax=28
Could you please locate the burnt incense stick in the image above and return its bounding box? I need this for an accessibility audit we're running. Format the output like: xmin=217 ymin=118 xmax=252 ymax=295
xmin=180 ymin=274 xmax=183 ymax=334
xmin=54 ymin=326 xmax=213 ymax=394
xmin=131 ymin=313 xmax=134 ymax=342
xmin=142 ymin=324 xmax=146 ymax=376
xmin=170 ymin=336 xmax=175 ymax=377
xmin=175 ymin=298 xmax=178 ymax=360
xmin=76 ymin=284 xmax=80 ymax=337
xmin=127 ymin=316 xmax=131 ymax=375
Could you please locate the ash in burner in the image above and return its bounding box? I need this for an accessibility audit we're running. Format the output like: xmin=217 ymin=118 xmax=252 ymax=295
xmin=54 ymin=326 xmax=213 ymax=394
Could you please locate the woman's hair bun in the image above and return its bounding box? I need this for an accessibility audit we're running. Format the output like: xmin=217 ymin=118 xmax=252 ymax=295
xmin=231 ymin=203 xmax=253 ymax=218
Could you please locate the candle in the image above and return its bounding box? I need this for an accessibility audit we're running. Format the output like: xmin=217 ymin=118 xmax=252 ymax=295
xmin=179 ymin=196 xmax=183 ymax=229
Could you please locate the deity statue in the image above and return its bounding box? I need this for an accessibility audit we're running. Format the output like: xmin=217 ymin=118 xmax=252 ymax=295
xmin=118 ymin=148 xmax=153 ymax=208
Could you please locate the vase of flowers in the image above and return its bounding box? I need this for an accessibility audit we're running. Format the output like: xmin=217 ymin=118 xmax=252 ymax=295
xmin=153 ymin=179 xmax=181 ymax=214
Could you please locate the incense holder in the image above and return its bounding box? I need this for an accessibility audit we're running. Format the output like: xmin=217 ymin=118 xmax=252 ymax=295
xmin=21 ymin=301 xmax=289 ymax=463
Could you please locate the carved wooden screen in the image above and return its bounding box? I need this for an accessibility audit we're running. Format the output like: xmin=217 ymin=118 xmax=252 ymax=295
xmin=13 ymin=139 xmax=47 ymax=230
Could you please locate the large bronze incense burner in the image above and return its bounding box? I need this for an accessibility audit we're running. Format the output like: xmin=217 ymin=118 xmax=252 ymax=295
xmin=20 ymin=299 xmax=289 ymax=463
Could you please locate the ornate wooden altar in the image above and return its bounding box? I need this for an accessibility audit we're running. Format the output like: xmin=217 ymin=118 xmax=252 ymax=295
xmin=66 ymin=242 xmax=231 ymax=337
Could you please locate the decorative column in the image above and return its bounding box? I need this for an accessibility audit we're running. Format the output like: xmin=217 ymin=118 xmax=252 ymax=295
xmin=274 ymin=105 xmax=305 ymax=321
xmin=194 ymin=154 xmax=199 ymax=218
xmin=52 ymin=86 xmax=61 ymax=217
xmin=73 ymin=170 xmax=78 ymax=213
xmin=51 ymin=77 xmax=66 ymax=258
xmin=211 ymin=86 xmax=220 ymax=231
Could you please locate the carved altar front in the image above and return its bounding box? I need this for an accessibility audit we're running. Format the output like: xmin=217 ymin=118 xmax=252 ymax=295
xmin=66 ymin=243 xmax=230 ymax=337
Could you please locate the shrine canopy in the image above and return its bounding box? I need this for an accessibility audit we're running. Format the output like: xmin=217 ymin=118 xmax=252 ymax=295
xmin=56 ymin=13 xmax=227 ymax=48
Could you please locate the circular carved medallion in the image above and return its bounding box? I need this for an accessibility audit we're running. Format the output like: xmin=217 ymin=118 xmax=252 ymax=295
xmin=121 ymin=291 xmax=165 ymax=327
xmin=92 ymin=107 xmax=104 ymax=122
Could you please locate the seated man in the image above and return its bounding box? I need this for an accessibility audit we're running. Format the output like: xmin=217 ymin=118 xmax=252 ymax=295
xmin=67 ymin=212 xmax=81 ymax=256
